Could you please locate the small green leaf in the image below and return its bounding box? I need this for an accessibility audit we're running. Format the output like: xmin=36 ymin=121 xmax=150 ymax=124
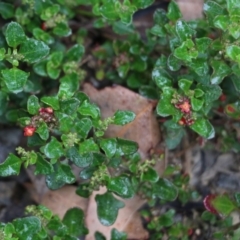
xmin=107 ymin=176 xmax=135 ymax=198
xmin=63 ymin=208 xmax=88 ymax=236
xmin=35 ymin=154 xmax=53 ymax=175
xmin=115 ymin=0 xmax=136 ymax=25
xmin=158 ymin=209 xmax=175 ymax=227
xmin=66 ymin=44 xmax=85 ymax=62
xmin=116 ymin=138 xmax=138 ymax=156
xmin=167 ymin=1 xmax=182 ymax=21
xmin=190 ymin=118 xmax=215 ymax=139
xmin=200 ymin=84 xmax=222 ymax=102
xmin=41 ymin=96 xmax=59 ymax=110
xmin=229 ymin=15 xmax=240 ymax=39
xmin=150 ymin=25 xmax=167 ymax=37
xmin=79 ymin=166 xmax=97 ymax=180
xmin=141 ymin=167 xmax=159 ymax=183
xmin=133 ymin=0 xmax=154 ymax=9
xmin=194 ymin=88 xmax=204 ymax=98
xmin=75 ymin=118 xmax=92 ymax=139
xmin=78 ymin=100 xmax=100 ymax=119
xmin=152 ymin=68 xmax=172 ymax=88
xmin=95 ymin=232 xmax=107 ymax=240
xmin=191 ymin=97 xmax=204 ymax=111
xmin=2 ymin=68 xmax=29 ymax=93
xmin=226 ymin=45 xmax=240 ymax=63
xmin=189 ymin=58 xmax=209 ymax=76
xmin=227 ymin=0 xmax=240 ymax=13
xmin=111 ymin=228 xmax=127 ymax=240
xmin=40 ymin=4 xmax=60 ymax=20
xmin=46 ymin=163 xmax=76 ymax=190
xmin=76 ymin=183 xmax=91 ymax=198
xmin=196 ymin=37 xmax=212 ymax=52
xmin=0 ymin=154 xmax=22 ymax=177
xmin=79 ymin=138 xmax=99 ymax=154
xmin=67 ymin=147 xmax=92 ymax=168
xmin=167 ymin=53 xmax=181 ymax=71
xmin=96 ymin=192 xmax=125 ymax=226
xmin=212 ymin=195 xmax=237 ymax=216
xmin=113 ymin=110 xmax=135 ymax=125
xmin=178 ymin=79 xmax=192 ymax=93
xmin=58 ymin=74 xmax=79 ymax=99
xmin=117 ymin=63 xmax=129 ymax=78
xmin=19 ymin=38 xmax=50 ymax=63
xmin=5 ymin=22 xmax=26 ymax=47
xmin=153 ymin=178 xmax=178 ymax=201
xmin=174 ymin=39 xmax=198 ymax=62
xmin=32 ymin=28 xmax=54 ymax=45
xmin=153 ymin=8 xmax=168 ymax=25
xmin=213 ymin=15 xmax=230 ymax=31
xmin=36 ymin=121 xmax=49 ymax=141
xmin=27 ymin=95 xmax=40 ymax=115
xmin=100 ymin=138 xmax=117 ymax=158
xmin=43 ymin=137 xmax=64 ymax=159
xmin=100 ymin=0 xmax=118 ymax=21
xmin=0 ymin=2 xmax=14 ymax=19
xmin=53 ymin=22 xmax=72 ymax=37
xmin=210 ymin=60 xmax=231 ymax=84
xmin=175 ymin=20 xmax=195 ymax=42
xmin=13 ymin=216 xmax=41 ymax=239
xmin=203 ymin=1 xmax=224 ymax=20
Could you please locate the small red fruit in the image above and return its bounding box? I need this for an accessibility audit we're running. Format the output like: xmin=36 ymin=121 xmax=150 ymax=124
xmin=41 ymin=22 xmax=47 ymax=30
xmin=219 ymin=94 xmax=226 ymax=102
xmin=187 ymin=228 xmax=193 ymax=236
xmin=203 ymin=194 xmax=218 ymax=214
xmin=23 ymin=126 xmax=36 ymax=137
xmin=226 ymin=105 xmax=235 ymax=113
xmin=175 ymin=99 xmax=191 ymax=114
xmin=44 ymin=107 xmax=53 ymax=114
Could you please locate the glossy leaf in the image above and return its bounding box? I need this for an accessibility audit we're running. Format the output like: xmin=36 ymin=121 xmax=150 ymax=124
xmin=75 ymin=118 xmax=92 ymax=139
xmin=190 ymin=118 xmax=215 ymax=139
xmin=167 ymin=53 xmax=181 ymax=71
xmin=213 ymin=15 xmax=230 ymax=31
xmin=0 ymin=154 xmax=22 ymax=177
xmin=141 ymin=167 xmax=159 ymax=183
xmin=5 ymin=22 xmax=26 ymax=47
xmin=99 ymin=138 xmax=117 ymax=158
xmin=196 ymin=37 xmax=212 ymax=52
xmin=67 ymin=147 xmax=92 ymax=168
xmin=153 ymin=178 xmax=178 ymax=201
xmin=152 ymin=68 xmax=172 ymax=88
xmin=43 ymin=137 xmax=64 ymax=159
xmin=41 ymin=96 xmax=59 ymax=110
xmin=0 ymin=2 xmax=14 ymax=19
xmin=212 ymin=195 xmax=237 ymax=216
xmin=116 ymin=138 xmax=138 ymax=156
xmin=133 ymin=0 xmax=154 ymax=9
xmin=62 ymin=208 xmax=88 ymax=236
xmin=53 ymin=22 xmax=72 ymax=37
xmin=210 ymin=60 xmax=231 ymax=84
xmin=36 ymin=121 xmax=49 ymax=141
xmin=27 ymin=95 xmax=40 ymax=115
xmin=96 ymin=192 xmax=125 ymax=226
xmin=167 ymin=1 xmax=182 ymax=20
xmin=178 ymin=79 xmax=192 ymax=93
xmin=226 ymin=45 xmax=240 ymax=63
xmin=113 ymin=110 xmax=135 ymax=125
xmin=100 ymin=0 xmax=118 ymax=21
xmin=34 ymin=154 xmax=53 ymax=175
xmin=175 ymin=20 xmax=195 ymax=42
xmin=79 ymin=138 xmax=99 ymax=153
xmin=66 ymin=44 xmax=85 ymax=61
xmin=19 ymin=38 xmax=50 ymax=63
xmin=2 ymin=68 xmax=29 ymax=93
xmin=78 ymin=100 xmax=100 ymax=119
xmin=191 ymin=97 xmax=204 ymax=111
xmin=107 ymin=176 xmax=135 ymax=198
xmin=46 ymin=163 xmax=76 ymax=190
xmin=111 ymin=229 xmax=127 ymax=240
xmin=203 ymin=1 xmax=224 ymax=19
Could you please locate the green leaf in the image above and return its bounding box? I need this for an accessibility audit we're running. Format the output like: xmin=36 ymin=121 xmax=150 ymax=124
xmin=194 ymin=88 xmax=204 ymax=98
xmin=36 ymin=121 xmax=49 ymax=141
xmin=75 ymin=118 xmax=92 ymax=139
xmin=153 ymin=178 xmax=178 ymax=201
xmin=150 ymin=25 xmax=167 ymax=37
xmin=174 ymin=39 xmax=198 ymax=62
xmin=95 ymin=232 xmax=107 ymax=240
xmin=66 ymin=44 xmax=85 ymax=62
xmin=210 ymin=60 xmax=231 ymax=84
xmin=190 ymin=118 xmax=215 ymax=139
xmin=5 ymin=22 xmax=26 ymax=47
xmin=0 ymin=2 xmax=14 ymax=19
xmin=100 ymin=0 xmax=118 ymax=21
xmin=158 ymin=209 xmax=175 ymax=227
xmin=178 ymin=79 xmax=192 ymax=93
xmin=34 ymin=154 xmax=53 ymax=175
xmin=53 ymin=22 xmax=72 ymax=37
xmin=46 ymin=163 xmax=76 ymax=190
xmin=40 ymin=4 xmax=60 ymax=20
xmin=67 ymin=147 xmax=92 ymax=168
xmin=133 ymin=0 xmax=154 ymax=9
xmin=113 ymin=110 xmax=135 ymax=125
xmin=199 ymin=84 xmax=222 ymax=102
xmin=153 ymin=8 xmax=168 ymax=25
xmin=96 ymin=192 xmax=125 ymax=226
xmin=0 ymin=154 xmax=22 ymax=177
xmin=111 ymin=228 xmax=127 ymax=240
xmin=191 ymin=97 xmax=204 ymax=111
xmin=213 ymin=15 xmax=230 ymax=31
xmin=43 ymin=137 xmax=64 ymax=159
xmin=2 ymin=68 xmax=29 ymax=93
xmin=227 ymin=0 xmax=240 ymax=13
xmin=27 ymin=95 xmax=40 ymax=115
xmin=13 ymin=217 xmax=41 ymax=239
xmin=226 ymin=45 xmax=240 ymax=63
xmin=115 ymin=0 xmax=136 ymax=25
xmin=196 ymin=37 xmax=212 ymax=52
xmin=116 ymin=138 xmax=138 ymax=156
xmin=41 ymin=96 xmax=59 ymax=110
xmin=79 ymin=138 xmax=99 ymax=154
xmin=189 ymin=58 xmax=209 ymax=76
xmin=229 ymin=15 xmax=240 ymax=39
xmin=152 ymin=68 xmax=172 ymax=89
xmin=79 ymin=166 xmax=97 ymax=180
xmin=107 ymin=176 xmax=135 ymax=198
xmin=203 ymin=1 xmax=224 ymax=19
xmin=117 ymin=63 xmax=129 ymax=78
xmin=212 ymin=195 xmax=237 ymax=216
xmin=234 ymin=193 xmax=240 ymax=207
xmin=141 ymin=167 xmax=159 ymax=183
xmin=78 ymin=100 xmax=100 ymax=119
xmin=100 ymin=138 xmax=117 ymax=158
xmin=58 ymin=74 xmax=79 ymax=99
xmin=175 ymin=20 xmax=195 ymax=42
xmin=156 ymin=87 xmax=178 ymax=117
xmin=19 ymin=38 xmax=50 ymax=63
xmin=32 ymin=28 xmax=54 ymax=45
xmin=167 ymin=53 xmax=181 ymax=71
xmin=167 ymin=1 xmax=182 ymax=21
xmin=76 ymin=183 xmax=91 ymax=198
xmin=59 ymin=97 xmax=80 ymax=115
xmin=63 ymin=208 xmax=88 ymax=236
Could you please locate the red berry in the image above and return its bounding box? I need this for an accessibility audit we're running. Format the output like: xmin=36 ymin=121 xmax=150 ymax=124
xmin=41 ymin=22 xmax=46 ymax=30
xmin=175 ymin=99 xmax=191 ymax=114
xmin=203 ymin=194 xmax=218 ymax=214
xmin=219 ymin=94 xmax=226 ymax=102
xmin=226 ymin=105 xmax=235 ymax=113
xmin=44 ymin=107 xmax=53 ymax=114
xmin=23 ymin=126 xmax=36 ymax=137
xmin=178 ymin=117 xmax=187 ymax=126
xmin=188 ymin=228 xmax=193 ymax=236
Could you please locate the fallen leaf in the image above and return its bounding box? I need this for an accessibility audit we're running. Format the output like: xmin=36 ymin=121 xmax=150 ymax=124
xmin=83 ymin=83 xmax=161 ymax=159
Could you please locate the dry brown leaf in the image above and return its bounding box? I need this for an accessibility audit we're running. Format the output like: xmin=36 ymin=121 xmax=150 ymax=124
xmin=83 ymin=83 xmax=161 ymax=159
xmin=40 ymin=186 xmax=88 ymax=219
xmin=85 ymin=187 xmax=148 ymax=240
